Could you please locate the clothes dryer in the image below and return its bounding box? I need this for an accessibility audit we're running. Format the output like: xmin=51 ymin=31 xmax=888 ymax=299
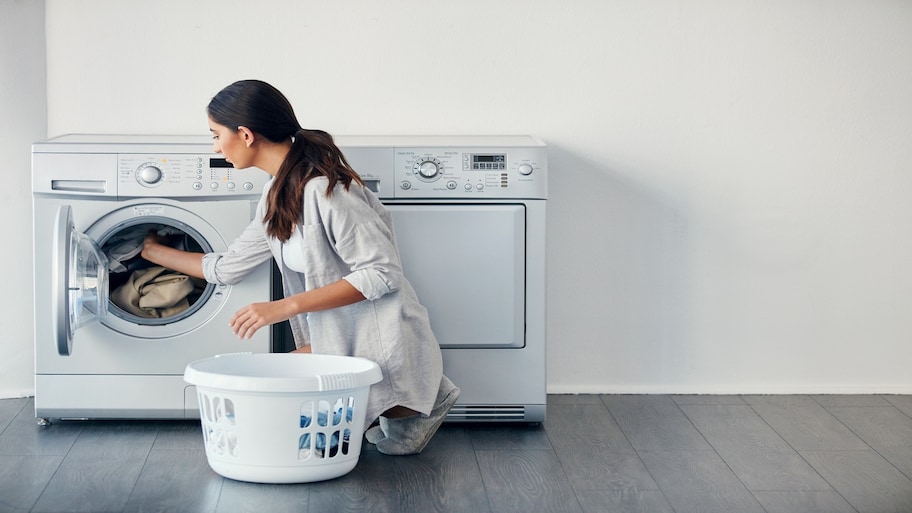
xmin=343 ymin=136 xmax=548 ymax=423
xmin=32 ymin=135 xmax=272 ymax=422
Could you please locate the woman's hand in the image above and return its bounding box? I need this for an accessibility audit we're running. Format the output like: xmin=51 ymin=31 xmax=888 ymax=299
xmin=140 ymin=232 xmax=205 ymax=279
xmin=230 ymin=280 xmax=366 ymax=340
xmin=230 ymin=299 xmax=294 ymax=340
xmin=141 ymin=232 xmax=168 ymax=256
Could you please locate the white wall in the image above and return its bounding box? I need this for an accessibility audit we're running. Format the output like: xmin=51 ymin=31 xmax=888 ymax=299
xmin=3 ymin=0 xmax=911 ymax=397
xmin=0 ymin=0 xmax=46 ymax=398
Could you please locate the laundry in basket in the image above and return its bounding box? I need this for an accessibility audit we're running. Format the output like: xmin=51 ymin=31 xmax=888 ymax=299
xmin=184 ymin=352 xmax=382 ymax=484
xmin=298 ymin=401 xmax=355 ymax=458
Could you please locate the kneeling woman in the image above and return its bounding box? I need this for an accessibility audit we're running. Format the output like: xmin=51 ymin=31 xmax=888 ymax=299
xmin=141 ymin=79 xmax=459 ymax=455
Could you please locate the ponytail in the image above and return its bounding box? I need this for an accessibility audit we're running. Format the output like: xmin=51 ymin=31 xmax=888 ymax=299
xmin=264 ymin=128 xmax=364 ymax=242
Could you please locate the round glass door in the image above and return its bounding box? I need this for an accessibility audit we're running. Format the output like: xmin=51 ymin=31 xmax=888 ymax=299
xmin=53 ymin=205 xmax=109 ymax=356
xmin=84 ymin=202 xmax=227 ymax=339
xmin=99 ymin=218 xmax=213 ymax=325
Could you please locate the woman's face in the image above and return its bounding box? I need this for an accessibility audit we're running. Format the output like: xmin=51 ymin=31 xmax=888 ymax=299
xmin=208 ymin=118 xmax=250 ymax=168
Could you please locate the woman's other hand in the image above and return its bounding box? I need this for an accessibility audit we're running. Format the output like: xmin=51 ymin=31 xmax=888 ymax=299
xmin=230 ymin=299 xmax=294 ymax=340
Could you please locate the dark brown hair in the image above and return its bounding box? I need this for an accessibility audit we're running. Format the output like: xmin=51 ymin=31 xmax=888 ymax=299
xmin=207 ymin=80 xmax=363 ymax=242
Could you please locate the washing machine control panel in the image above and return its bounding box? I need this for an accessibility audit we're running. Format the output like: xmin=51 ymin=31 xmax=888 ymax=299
xmin=117 ymin=154 xmax=269 ymax=197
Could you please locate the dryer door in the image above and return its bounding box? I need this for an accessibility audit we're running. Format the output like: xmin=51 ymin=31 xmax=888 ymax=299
xmin=53 ymin=205 xmax=109 ymax=356
xmin=387 ymin=203 xmax=526 ymax=348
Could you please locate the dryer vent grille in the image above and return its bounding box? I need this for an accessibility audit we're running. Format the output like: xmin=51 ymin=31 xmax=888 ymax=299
xmin=445 ymin=405 xmax=526 ymax=421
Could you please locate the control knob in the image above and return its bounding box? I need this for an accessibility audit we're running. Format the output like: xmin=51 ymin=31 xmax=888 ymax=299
xmin=414 ymin=159 xmax=441 ymax=180
xmin=136 ymin=164 xmax=163 ymax=185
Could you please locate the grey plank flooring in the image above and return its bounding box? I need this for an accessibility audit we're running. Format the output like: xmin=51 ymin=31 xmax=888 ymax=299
xmin=2 ymin=394 xmax=912 ymax=512
xmin=678 ymin=404 xmax=832 ymax=491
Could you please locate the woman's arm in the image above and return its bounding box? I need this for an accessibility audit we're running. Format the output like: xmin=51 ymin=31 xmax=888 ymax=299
xmin=229 ymin=279 xmax=366 ymax=339
xmin=141 ymin=236 xmax=205 ymax=279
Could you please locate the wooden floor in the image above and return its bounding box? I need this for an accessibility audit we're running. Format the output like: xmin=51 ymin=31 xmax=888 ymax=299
xmin=2 ymin=394 xmax=912 ymax=513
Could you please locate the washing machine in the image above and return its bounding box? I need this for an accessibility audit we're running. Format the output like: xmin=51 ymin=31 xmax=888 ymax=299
xmin=32 ymin=134 xmax=272 ymax=422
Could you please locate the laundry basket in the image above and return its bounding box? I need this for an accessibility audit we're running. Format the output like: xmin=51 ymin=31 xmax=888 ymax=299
xmin=184 ymin=353 xmax=382 ymax=484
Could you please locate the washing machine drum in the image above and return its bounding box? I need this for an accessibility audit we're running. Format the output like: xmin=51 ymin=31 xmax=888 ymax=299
xmin=94 ymin=216 xmax=218 ymax=333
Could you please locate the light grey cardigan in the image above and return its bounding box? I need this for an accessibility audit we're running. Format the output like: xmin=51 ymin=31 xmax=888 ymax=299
xmin=201 ymin=177 xmax=444 ymax=425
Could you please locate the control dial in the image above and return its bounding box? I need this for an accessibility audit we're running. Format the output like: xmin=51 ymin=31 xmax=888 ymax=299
xmin=136 ymin=163 xmax=164 ymax=186
xmin=413 ymin=158 xmax=442 ymax=181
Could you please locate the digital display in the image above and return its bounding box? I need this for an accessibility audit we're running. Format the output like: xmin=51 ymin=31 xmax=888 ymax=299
xmin=210 ymin=158 xmax=234 ymax=168
xmin=472 ymin=154 xmax=506 ymax=170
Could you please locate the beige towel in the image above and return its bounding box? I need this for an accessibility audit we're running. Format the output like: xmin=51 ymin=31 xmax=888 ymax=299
xmin=111 ymin=266 xmax=195 ymax=318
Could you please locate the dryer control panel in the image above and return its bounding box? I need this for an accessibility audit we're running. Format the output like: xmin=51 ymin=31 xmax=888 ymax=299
xmin=390 ymin=147 xmax=546 ymax=199
xmin=337 ymin=136 xmax=548 ymax=200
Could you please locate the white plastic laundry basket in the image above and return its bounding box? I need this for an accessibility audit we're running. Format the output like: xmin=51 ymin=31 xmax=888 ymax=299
xmin=184 ymin=353 xmax=382 ymax=484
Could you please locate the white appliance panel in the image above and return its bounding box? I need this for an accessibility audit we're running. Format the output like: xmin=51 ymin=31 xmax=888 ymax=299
xmin=388 ymin=204 xmax=525 ymax=348
xmin=32 ymin=136 xmax=272 ymax=421
xmin=34 ymin=196 xmax=270 ymax=376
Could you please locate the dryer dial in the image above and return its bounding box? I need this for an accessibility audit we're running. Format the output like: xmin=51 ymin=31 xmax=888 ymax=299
xmin=136 ymin=164 xmax=164 ymax=186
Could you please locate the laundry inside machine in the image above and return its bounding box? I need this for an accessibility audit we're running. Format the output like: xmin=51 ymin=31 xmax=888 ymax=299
xmin=100 ymin=220 xmax=211 ymax=324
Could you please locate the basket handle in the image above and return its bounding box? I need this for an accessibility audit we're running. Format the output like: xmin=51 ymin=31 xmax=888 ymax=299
xmin=317 ymin=372 xmax=359 ymax=391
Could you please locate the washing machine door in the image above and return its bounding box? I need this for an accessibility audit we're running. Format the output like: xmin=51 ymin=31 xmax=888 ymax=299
xmin=53 ymin=205 xmax=109 ymax=356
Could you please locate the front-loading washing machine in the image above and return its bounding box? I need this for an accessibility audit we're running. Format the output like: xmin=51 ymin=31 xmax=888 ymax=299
xmin=32 ymin=134 xmax=272 ymax=422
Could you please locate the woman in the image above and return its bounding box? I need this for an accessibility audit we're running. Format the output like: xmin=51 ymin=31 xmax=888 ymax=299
xmin=141 ymin=79 xmax=459 ymax=456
